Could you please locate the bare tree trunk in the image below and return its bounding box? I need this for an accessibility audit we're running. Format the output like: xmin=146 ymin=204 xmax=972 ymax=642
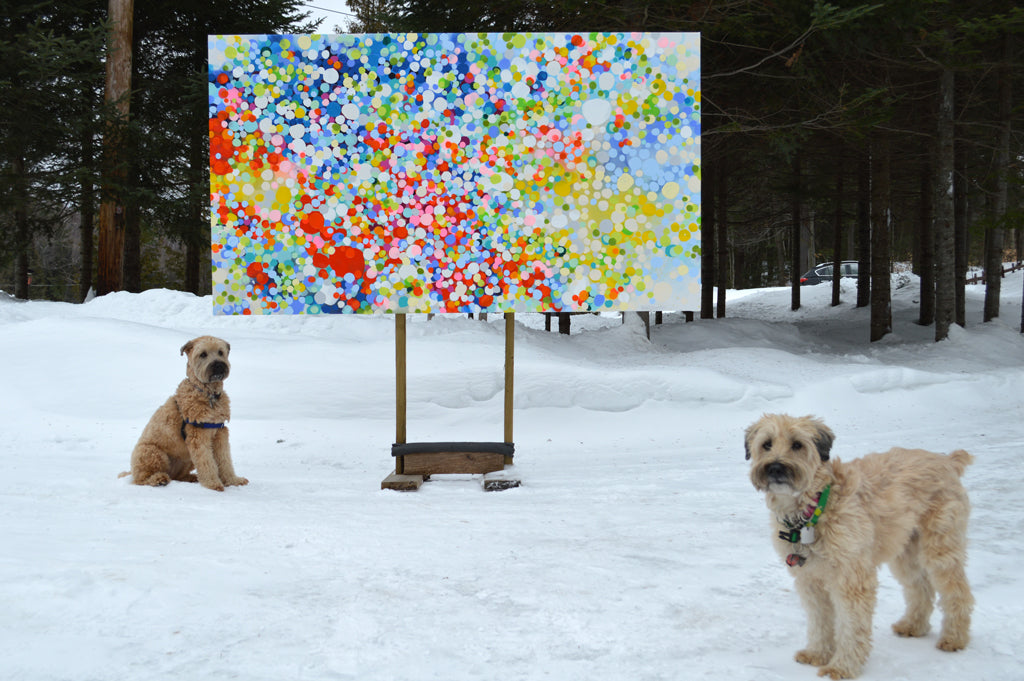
xmin=870 ymin=133 xmax=891 ymax=342
xmin=96 ymin=0 xmax=133 ymax=295
xmin=12 ymin=156 xmax=31 ymax=300
xmin=987 ymin=33 xmax=1012 ymax=324
xmin=124 ymin=200 xmax=141 ymax=292
xmin=123 ymin=59 xmax=142 ymax=294
xmin=934 ymin=68 xmax=956 ymax=341
xmin=831 ymin=156 xmax=843 ymax=307
xmin=954 ymin=130 xmax=967 ymax=327
xmin=791 ymin=152 xmax=801 ymax=311
xmin=701 ymin=163 xmax=715 ymax=319
xmin=79 ymin=114 xmax=96 ymax=302
xmin=716 ymin=165 xmax=727 ymax=318
xmin=918 ymin=157 xmax=935 ymax=326
xmin=857 ymin=150 xmax=871 ymax=308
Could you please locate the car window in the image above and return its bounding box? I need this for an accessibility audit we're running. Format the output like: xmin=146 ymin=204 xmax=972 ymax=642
xmin=817 ymin=266 xmax=833 ymax=276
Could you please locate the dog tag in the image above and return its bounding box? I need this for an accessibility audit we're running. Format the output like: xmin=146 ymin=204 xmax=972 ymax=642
xmin=800 ymin=526 xmax=815 ymax=544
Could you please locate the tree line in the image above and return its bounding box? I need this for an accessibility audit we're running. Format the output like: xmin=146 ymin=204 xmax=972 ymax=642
xmin=1 ymin=0 xmax=314 ymax=302
xmin=2 ymin=0 xmax=1022 ymax=340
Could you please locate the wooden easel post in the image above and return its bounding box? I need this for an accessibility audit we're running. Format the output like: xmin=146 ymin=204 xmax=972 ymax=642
xmin=395 ymin=313 xmax=406 ymax=474
xmin=503 ymin=312 xmax=514 ymax=464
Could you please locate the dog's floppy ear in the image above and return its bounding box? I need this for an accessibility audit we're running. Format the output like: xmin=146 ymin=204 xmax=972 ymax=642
xmin=813 ymin=422 xmax=836 ymax=462
xmin=743 ymin=423 xmax=756 ymax=461
xmin=180 ymin=339 xmax=194 ymax=357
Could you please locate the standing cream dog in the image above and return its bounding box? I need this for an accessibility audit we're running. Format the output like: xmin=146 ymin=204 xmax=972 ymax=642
xmin=123 ymin=336 xmax=247 ymax=491
xmin=744 ymin=414 xmax=973 ymax=679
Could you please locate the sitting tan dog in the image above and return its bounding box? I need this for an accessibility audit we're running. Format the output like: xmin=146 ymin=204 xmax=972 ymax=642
xmin=122 ymin=336 xmax=247 ymax=491
xmin=744 ymin=414 xmax=972 ymax=679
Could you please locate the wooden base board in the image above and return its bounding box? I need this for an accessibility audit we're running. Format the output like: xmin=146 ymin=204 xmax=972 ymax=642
xmin=380 ymin=473 xmax=425 ymax=491
xmin=401 ymin=450 xmax=506 ymax=476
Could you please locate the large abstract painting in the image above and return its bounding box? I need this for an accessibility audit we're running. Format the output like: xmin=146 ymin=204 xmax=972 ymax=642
xmin=209 ymin=33 xmax=700 ymax=314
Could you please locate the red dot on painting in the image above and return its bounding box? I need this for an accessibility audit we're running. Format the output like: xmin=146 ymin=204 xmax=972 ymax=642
xmin=329 ymin=246 xmax=365 ymax=279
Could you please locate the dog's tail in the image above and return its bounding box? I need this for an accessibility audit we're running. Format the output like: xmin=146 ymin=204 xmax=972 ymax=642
xmin=949 ymin=449 xmax=974 ymax=476
xmin=117 ymin=471 xmax=131 ymax=479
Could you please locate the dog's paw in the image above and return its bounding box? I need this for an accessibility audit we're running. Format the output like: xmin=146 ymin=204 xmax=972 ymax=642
xmin=141 ymin=472 xmax=171 ymax=487
xmin=795 ymin=649 xmax=831 ymax=667
xmin=892 ymin=618 xmax=930 ymax=638
xmin=817 ymin=665 xmax=857 ymax=680
xmin=937 ymin=634 xmax=968 ymax=652
xmin=226 ymin=476 xmax=249 ymax=487
xmin=200 ymin=480 xmax=225 ymax=491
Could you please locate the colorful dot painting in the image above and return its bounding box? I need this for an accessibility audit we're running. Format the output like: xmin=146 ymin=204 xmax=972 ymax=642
xmin=208 ymin=33 xmax=701 ymax=315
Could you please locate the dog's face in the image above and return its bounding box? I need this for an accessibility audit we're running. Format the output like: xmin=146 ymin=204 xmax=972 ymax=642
xmin=180 ymin=336 xmax=231 ymax=384
xmin=745 ymin=414 xmax=834 ymax=496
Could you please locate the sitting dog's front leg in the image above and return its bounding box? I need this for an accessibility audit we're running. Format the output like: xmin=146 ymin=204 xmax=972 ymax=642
xmin=212 ymin=427 xmax=248 ymax=487
xmin=187 ymin=429 xmax=225 ymax=491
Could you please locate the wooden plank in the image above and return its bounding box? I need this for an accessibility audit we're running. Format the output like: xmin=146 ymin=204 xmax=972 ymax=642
xmin=395 ymin=314 xmax=407 ymax=474
xmin=395 ymin=313 xmax=407 ymax=445
xmin=401 ymin=451 xmax=506 ymax=475
xmin=503 ymin=312 xmax=514 ymax=463
xmin=381 ymin=473 xmax=424 ymax=491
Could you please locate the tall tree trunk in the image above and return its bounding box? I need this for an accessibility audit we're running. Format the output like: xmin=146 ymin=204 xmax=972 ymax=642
xmin=701 ymin=162 xmax=715 ymax=319
xmin=79 ymin=129 xmax=95 ymax=302
xmin=96 ymin=0 xmax=133 ymax=295
xmin=715 ymin=164 xmax=727 ymax=318
xmin=954 ymin=129 xmax=967 ymax=327
xmin=934 ymin=68 xmax=956 ymax=341
xmin=870 ymin=133 xmax=891 ymax=342
xmin=857 ymin=149 xmax=870 ymax=308
xmin=791 ymin=152 xmax=801 ymax=311
xmin=12 ymin=156 xmax=31 ymax=300
xmin=122 ymin=56 xmax=143 ymax=294
xmin=831 ymin=155 xmax=843 ymax=307
xmin=918 ymin=157 xmax=935 ymax=326
xmin=124 ymin=200 xmax=141 ymax=292
xmin=986 ymin=33 xmax=1012 ymax=324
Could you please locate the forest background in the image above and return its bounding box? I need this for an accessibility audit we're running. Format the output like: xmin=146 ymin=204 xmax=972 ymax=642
xmin=1 ymin=0 xmax=1022 ymax=341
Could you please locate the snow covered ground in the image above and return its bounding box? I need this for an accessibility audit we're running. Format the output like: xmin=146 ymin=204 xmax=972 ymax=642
xmin=1 ymin=271 xmax=1022 ymax=681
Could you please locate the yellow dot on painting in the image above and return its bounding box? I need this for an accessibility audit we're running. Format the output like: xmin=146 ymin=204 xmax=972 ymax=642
xmin=617 ymin=174 xmax=634 ymax=192
xmin=297 ymin=35 xmax=312 ymax=50
xmin=275 ymin=186 xmax=293 ymax=209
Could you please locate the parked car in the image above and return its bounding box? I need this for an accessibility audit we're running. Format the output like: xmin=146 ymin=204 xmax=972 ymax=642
xmin=800 ymin=261 xmax=859 ymax=285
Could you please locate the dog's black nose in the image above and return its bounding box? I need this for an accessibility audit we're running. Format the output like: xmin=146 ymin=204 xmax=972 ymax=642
xmin=765 ymin=462 xmax=789 ymax=479
xmin=209 ymin=361 xmax=229 ymax=379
